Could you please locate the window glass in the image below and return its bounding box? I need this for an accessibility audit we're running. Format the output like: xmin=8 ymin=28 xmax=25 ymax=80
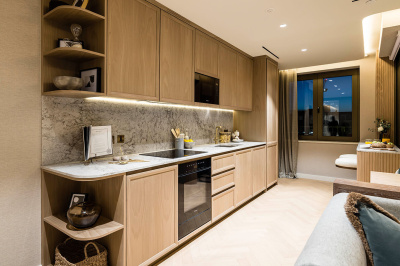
xmin=322 ymin=76 xmax=352 ymax=137
xmin=297 ymin=80 xmax=314 ymax=136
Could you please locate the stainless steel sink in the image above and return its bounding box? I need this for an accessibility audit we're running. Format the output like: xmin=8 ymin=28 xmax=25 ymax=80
xmin=215 ymin=143 xmax=241 ymax=148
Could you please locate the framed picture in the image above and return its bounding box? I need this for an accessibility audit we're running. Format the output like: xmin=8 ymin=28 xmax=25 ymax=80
xmin=72 ymin=0 xmax=89 ymax=9
xmin=69 ymin=193 xmax=88 ymax=208
xmin=58 ymin=39 xmax=83 ymax=48
xmin=80 ymin=67 xmax=101 ymax=92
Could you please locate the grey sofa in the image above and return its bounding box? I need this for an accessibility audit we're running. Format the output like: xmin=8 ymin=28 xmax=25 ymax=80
xmin=295 ymin=179 xmax=400 ymax=266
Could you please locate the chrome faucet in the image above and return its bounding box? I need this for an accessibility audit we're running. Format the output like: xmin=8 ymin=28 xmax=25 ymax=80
xmin=214 ymin=126 xmax=222 ymax=144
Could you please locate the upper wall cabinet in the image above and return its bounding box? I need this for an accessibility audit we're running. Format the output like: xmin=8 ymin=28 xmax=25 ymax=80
xmin=219 ymin=44 xmax=253 ymax=111
xmin=160 ymin=11 xmax=195 ymax=105
xmin=195 ymin=30 xmax=219 ymax=78
xmin=107 ymin=0 xmax=160 ymax=101
xmin=219 ymin=44 xmax=238 ymax=109
xmin=237 ymin=54 xmax=253 ymax=111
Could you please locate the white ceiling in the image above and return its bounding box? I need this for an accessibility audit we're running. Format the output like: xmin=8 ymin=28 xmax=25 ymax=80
xmin=156 ymin=0 xmax=400 ymax=69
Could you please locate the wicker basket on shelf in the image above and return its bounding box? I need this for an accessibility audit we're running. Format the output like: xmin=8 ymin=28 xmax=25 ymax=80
xmin=55 ymin=238 xmax=108 ymax=266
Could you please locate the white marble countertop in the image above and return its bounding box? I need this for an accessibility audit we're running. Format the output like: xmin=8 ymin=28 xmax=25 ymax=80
xmin=357 ymin=142 xmax=400 ymax=153
xmin=42 ymin=141 xmax=266 ymax=180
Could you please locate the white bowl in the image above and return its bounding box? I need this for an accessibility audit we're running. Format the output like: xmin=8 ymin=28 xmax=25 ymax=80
xmin=53 ymin=76 xmax=83 ymax=90
xmin=184 ymin=142 xmax=195 ymax=149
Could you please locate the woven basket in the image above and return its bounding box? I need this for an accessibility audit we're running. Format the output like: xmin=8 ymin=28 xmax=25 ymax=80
xmin=55 ymin=238 xmax=108 ymax=266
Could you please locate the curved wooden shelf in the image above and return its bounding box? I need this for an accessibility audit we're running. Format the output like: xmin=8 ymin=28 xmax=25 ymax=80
xmin=43 ymin=90 xmax=105 ymax=98
xmin=43 ymin=6 xmax=105 ymax=27
xmin=44 ymin=214 xmax=124 ymax=241
xmin=44 ymin=47 xmax=104 ymax=62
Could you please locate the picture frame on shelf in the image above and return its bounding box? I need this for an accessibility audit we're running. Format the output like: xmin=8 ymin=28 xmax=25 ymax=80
xmin=72 ymin=0 xmax=89 ymax=9
xmin=69 ymin=193 xmax=88 ymax=208
xmin=58 ymin=39 xmax=84 ymax=49
xmin=80 ymin=67 xmax=101 ymax=92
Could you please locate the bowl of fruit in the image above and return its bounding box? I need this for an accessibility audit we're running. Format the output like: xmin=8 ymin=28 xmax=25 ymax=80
xmin=184 ymin=139 xmax=195 ymax=149
xmin=386 ymin=142 xmax=395 ymax=148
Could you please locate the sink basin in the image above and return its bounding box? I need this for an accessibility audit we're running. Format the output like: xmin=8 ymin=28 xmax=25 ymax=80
xmin=215 ymin=143 xmax=241 ymax=148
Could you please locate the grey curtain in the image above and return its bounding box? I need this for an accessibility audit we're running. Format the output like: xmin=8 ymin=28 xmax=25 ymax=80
xmin=278 ymin=70 xmax=298 ymax=179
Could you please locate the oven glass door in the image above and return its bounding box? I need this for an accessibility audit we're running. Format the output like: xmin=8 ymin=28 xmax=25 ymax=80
xmin=178 ymin=167 xmax=211 ymax=240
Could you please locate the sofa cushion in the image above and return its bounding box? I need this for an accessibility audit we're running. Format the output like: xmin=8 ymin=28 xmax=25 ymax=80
xmin=345 ymin=192 xmax=400 ymax=266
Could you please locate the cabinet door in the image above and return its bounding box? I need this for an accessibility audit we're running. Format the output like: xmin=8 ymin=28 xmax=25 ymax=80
xmin=252 ymin=146 xmax=266 ymax=195
xmin=234 ymin=149 xmax=253 ymax=206
xmin=108 ymin=0 xmax=160 ymax=101
xmin=236 ymin=54 xmax=253 ymax=111
xmin=218 ymin=44 xmax=237 ymax=109
xmin=127 ymin=166 xmax=177 ymax=266
xmin=267 ymin=59 xmax=279 ymax=142
xmin=195 ymin=30 xmax=219 ymax=78
xmin=160 ymin=11 xmax=194 ymax=105
xmin=267 ymin=144 xmax=278 ymax=188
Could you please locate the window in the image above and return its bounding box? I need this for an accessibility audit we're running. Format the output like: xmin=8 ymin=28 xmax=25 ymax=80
xmin=297 ymin=69 xmax=359 ymax=142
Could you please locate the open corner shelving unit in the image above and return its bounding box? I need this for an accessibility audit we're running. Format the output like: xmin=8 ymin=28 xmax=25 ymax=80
xmin=41 ymin=0 xmax=107 ymax=98
xmin=42 ymin=170 xmax=126 ymax=266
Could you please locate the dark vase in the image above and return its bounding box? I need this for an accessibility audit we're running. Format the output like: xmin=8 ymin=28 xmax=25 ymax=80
xmin=379 ymin=132 xmax=383 ymax=142
xmin=67 ymin=202 xmax=101 ymax=228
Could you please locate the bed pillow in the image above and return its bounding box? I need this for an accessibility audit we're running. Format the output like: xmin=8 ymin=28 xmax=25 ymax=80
xmin=345 ymin=192 xmax=400 ymax=266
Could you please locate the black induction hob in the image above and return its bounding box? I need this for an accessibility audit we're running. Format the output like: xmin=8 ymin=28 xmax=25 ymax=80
xmin=140 ymin=149 xmax=207 ymax=159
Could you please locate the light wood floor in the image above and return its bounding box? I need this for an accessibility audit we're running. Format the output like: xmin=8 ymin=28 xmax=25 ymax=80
xmin=159 ymin=178 xmax=333 ymax=266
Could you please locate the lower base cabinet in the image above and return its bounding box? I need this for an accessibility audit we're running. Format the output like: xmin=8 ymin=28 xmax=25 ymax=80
xmin=267 ymin=144 xmax=278 ymax=188
xmin=252 ymin=146 xmax=267 ymax=195
xmin=212 ymin=187 xmax=235 ymax=222
xmin=234 ymin=149 xmax=253 ymax=206
xmin=127 ymin=166 xmax=178 ymax=265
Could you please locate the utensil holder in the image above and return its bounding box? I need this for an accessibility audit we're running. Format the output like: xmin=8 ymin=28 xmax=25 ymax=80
xmin=175 ymin=138 xmax=184 ymax=149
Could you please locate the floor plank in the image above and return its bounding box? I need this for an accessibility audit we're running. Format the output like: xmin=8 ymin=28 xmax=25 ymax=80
xmin=160 ymin=178 xmax=333 ymax=266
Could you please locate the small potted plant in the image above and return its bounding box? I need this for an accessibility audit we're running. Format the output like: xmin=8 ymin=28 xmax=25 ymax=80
xmin=376 ymin=118 xmax=391 ymax=143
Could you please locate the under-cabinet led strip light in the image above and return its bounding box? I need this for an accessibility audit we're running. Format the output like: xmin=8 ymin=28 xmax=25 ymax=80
xmin=86 ymin=97 xmax=234 ymax=112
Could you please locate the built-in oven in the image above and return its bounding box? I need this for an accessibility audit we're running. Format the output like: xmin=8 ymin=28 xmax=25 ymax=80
xmin=178 ymin=158 xmax=212 ymax=240
xmin=195 ymin=73 xmax=219 ymax=105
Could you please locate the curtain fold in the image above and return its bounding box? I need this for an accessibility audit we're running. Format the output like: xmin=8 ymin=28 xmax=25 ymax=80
xmin=278 ymin=69 xmax=298 ymax=179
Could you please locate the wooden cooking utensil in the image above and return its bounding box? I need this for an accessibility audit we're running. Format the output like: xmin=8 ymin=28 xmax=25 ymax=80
xmin=171 ymin=129 xmax=178 ymax=138
xmin=175 ymin=128 xmax=180 ymax=136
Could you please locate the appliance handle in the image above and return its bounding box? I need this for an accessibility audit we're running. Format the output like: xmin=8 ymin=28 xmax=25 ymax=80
xmin=178 ymin=167 xmax=211 ymax=178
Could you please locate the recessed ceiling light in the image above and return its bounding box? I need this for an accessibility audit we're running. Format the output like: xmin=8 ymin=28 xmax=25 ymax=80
xmin=301 ymin=49 xmax=307 ymax=52
xmin=341 ymin=92 xmax=345 ymax=95
xmin=334 ymin=85 xmax=337 ymax=87
xmin=280 ymin=24 xmax=287 ymax=28
xmin=266 ymin=8 xmax=275 ymax=13
xmin=329 ymin=80 xmax=333 ymax=82
xmin=338 ymin=88 xmax=341 ymax=90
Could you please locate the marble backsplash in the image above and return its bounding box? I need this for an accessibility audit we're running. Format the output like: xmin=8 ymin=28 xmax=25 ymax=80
xmin=42 ymin=97 xmax=233 ymax=165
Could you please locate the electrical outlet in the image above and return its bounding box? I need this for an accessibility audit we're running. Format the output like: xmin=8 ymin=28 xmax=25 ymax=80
xmin=117 ymin=135 xmax=125 ymax=143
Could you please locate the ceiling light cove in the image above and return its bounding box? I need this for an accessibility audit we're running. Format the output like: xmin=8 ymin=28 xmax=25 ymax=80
xmin=301 ymin=49 xmax=308 ymax=52
xmin=280 ymin=24 xmax=287 ymax=28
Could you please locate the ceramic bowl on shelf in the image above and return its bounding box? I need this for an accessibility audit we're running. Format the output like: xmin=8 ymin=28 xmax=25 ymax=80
xmin=67 ymin=202 xmax=101 ymax=229
xmin=53 ymin=76 xmax=83 ymax=90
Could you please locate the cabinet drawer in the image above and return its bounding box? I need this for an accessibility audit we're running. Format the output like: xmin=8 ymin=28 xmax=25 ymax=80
xmin=212 ymin=187 xmax=235 ymax=222
xmin=212 ymin=170 xmax=235 ymax=195
xmin=212 ymin=153 xmax=235 ymax=175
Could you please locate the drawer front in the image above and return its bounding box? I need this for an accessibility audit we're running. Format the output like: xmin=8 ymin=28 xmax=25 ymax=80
xmin=212 ymin=187 xmax=235 ymax=222
xmin=212 ymin=153 xmax=235 ymax=175
xmin=212 ymin=170 xmax=235 ymax=195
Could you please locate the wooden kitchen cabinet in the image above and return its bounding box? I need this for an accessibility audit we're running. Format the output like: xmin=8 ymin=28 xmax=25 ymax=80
xmin=212 ymin=187 xmax=235 ymax=222
xmin=236 ymin=54 xmax=253 ymax=111
xmin=195 ymin=30 xmax=219 ymax=78
xmin=267 ymin=59 xmax=279 ymax=143
xmin=108 ymin=0 xmax=160 ymax=101
xmin=160 ymin=11 xmax=195 ymax=105
xmin=252 ymin=146 xmax=267 ymax=195
xmin=267 ymin=143 xmax=278 ymax=188
xmin=127 ymin=166 xmax=178 ymax=266
xmin=234 ymin=149 xmax=253 ymax=206
xmin=212 ymin=152 xmax=236 ymax=175
xmin=218 ymin=44 xmax=238 ymax=109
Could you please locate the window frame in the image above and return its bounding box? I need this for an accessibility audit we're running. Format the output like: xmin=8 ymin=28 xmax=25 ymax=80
xmin=298 ymin=69 xmax=360 ymax=142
